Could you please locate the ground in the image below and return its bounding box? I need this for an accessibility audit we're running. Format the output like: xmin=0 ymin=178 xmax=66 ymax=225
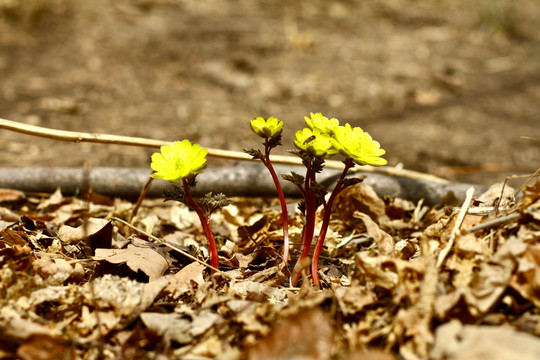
xmin=0 ymin=0 xmax=538 ymax=186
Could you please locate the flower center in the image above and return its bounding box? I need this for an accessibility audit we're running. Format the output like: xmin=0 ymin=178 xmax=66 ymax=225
xmin=175 ymin=157 xmax=188 ymax=170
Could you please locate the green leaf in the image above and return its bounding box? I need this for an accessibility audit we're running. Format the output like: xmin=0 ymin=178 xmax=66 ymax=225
xmin=311 ymin=181 xmax=328 ymax=209
xmin=163 ymin=183 xmax=187 ymax=203
xmin=281 ymin=171 xmax=305 ymax=186
xmin=297 ymin=200 xmax=306 ymax=215
xmin=244 ymin=148 xmax=265 ymax=161
xmin=339 ymin=176 xmax=365 ymax=188
xmin=198 ymin=192 xmax=233 ymax=216
xmin=311 ymin=157 xmax=326 ymax=173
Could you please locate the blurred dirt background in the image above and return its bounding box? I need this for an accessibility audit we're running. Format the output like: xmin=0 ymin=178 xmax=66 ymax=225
xmin=0 ymin=0 xmax=538 ymax=186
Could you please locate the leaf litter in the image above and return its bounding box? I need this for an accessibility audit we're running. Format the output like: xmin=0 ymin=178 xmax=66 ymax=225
xmin=0 ymin=179 xmax=539 ymax=359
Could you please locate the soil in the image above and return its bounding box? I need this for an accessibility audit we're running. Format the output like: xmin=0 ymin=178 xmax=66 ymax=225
xmin=0 ymin=0 xmax=538 ymax=187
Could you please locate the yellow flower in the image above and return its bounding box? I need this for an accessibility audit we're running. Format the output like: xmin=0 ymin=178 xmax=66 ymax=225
xmin=250 ymin=116 xmax=284 ymax=138
xmin=331 ymin=123 xmax=387 ymax=166
xmin=294 ymin=128 xmax=338 ymax=158
xmin=304 ymin=112 xmax=340 ymax=135
xmin=151 ymin=140 xmax=208 ymax=182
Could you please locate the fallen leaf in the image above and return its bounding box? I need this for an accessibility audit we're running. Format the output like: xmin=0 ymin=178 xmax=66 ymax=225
xmin=509 ymin=243 xmax=540 ymax=309
xmin=0 ymin=188 xmax=25 ymax=203
xmin=431 ymin=320 xmax=540 ymax=360
xmin=33 ymin=256 xmax=85 ymax=285
xmin=17 ymin=334 xmax=71 ymax=360
xmin=36 ymin=188 xmax=65 ymax=211
xmin=354 ymin=212 xmax=395 ymax=255
xmin=435 ymin=236 xmax=521 ymax=321
xmin=0 ymin=307 xmax=54 ymax=345
xmin=355 ymin=252 xmax=424 ymax=292
xmin=57 ymin=218 xmax=113 ymax=254
xmin=335 ymin=286 xmax=377 ymax=316
xmin=189 ymin=310 xmax=222 ymax=337
xmin=164 ymin=262 xmax=205 ymax=299
xmin=336 ymin=183 xmax=386 ymax=222
xmin=140 ymin=312 xmax=192 ymax=344
xmin=94 ymin=245 xmax=168 ymax=281
xmin=1 ymin=229 xmax=27 ymax=247
xmin=230 ymin=280 xmax=287 ymax=302
xmin=247 ymin=308 xmax=334 ymax=360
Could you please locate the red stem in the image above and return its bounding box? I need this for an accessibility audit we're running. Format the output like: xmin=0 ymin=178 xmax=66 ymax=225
xmin=311 ymin=158 xmax=354 ymax=288
xmin=183 ymin=179 xmax=220 ymax=273
xmin=263 ymin=139 xmax=290 ymax=269
xmin=291 ymin=159 xmax=317 ymax=286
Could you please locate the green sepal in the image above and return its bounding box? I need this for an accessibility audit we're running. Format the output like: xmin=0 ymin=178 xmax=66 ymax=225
xmin=267 ymin=135 xmax=282 ymax=149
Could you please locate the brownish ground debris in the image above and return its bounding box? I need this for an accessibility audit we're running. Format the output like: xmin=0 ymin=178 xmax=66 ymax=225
xmin=0 ymin=180 xmax=539 ymax=359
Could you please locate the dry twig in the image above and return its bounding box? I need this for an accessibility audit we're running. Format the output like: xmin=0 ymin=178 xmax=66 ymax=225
xmin=0 ymin=117 xmax=448 ymax=184
xmin=436 ymin=186 xmax=475 ymax=268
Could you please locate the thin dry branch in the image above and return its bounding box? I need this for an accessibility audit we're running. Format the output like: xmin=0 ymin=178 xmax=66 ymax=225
xmin=436 ymin=186 xmax=475 ymax=268
xmin=0 ymin=117 xmax=448 ymax=184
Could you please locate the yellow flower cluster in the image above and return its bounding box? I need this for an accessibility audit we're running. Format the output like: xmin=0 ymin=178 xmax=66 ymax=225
xmin=151 ymin=140 xmax=208 ymax=182
xmin=332 ymin=123 xmax=386 ymax=166
xmin=293 ymin=127 xmax=337 ymax=158
xmin=295 ymin=112 xmax=387 ymax=166
xmin=250 ymin=116 xmax=283 ymax=138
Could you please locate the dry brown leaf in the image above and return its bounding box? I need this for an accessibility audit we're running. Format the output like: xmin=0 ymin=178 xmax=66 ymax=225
xmin=36 ymin=188 xmax=65 ymax=211
xmin=336 ymin=183 xmax=386 ymax=222
xmin=1 ymin=229 xmax=27 ymax=247
xmin=355 ymin=252 xmax=424 ymax=292
xmin=234 ymin=302 xmax=273 ymax=337
xmin=246 ymin=308 xmax=334 ymax=360
xmin=520 ymin=180 xmax=540 ymax=210
xmin=444 ymin=232 xmax=492 ymax=288
xmin=190 ymin=310 xmax=222 ymax=337
xmin=477 ymin=182 xmax=516 ymax=209
xmin=81 ymin=275 xmax=169 ymax=334
xmin=17 ymin=334 xmax=72 ymax=360
xmin=27 ymin=275 xmax=168 ymax=336
xmin=354 ymin=211 xmax=395 ymax=255
xmin=431 ymin=320 xmax=540 ymax=360
xmin=0 ymin=188 xmax=25 ymax=203
xmin=229 ymin=280 xmax=287 ymax=302
xmin=435 ymin=237 xmax=521 ymax=321
xmin=0 ymin=206 xmax=21 ymax=222
xmin=454 ymin=232 xmax=490 ymax=258
xmin=509 ymin=243 xmax=540 ymax=309
xmin=0 ymin=307 xmax=55 ymax=344
xmin=33 ymin=256 xmax=84 ymax=285
xmin=57 ymin=218 xmax=113 ymax=256
xmin=94 ymin=244 xmax=168 ymax=281
xmin=395 ymin=307 xmax=434 ymax=360
xmin=342 ymin=350 xmax=397 ymax=360
xmin=57 ymin=218 xmax=110 ymax=243
xmin=164 ymin=262 xmax=205 ymax=299
xmin=140 ymin=312 xmax=193 ymax=344
xmin=335 ymin=286 xmax=377 ymax=316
